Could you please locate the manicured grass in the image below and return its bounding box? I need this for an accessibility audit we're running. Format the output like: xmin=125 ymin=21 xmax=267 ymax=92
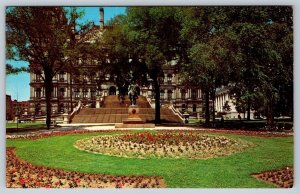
xmin=6 ymin=122 xmax=45 ymax=129
xmin=6 ymin=131 xmax=293 ymax=188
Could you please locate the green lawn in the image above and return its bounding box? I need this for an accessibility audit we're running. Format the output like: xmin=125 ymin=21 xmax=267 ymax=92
xmin=6 ymin=122 xmax=45 ymax=129
xmin=6 ymin=131 xmax=293 ymax=188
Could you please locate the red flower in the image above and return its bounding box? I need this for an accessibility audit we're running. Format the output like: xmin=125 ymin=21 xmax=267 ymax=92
xmin=19 ymin=177 xmax=25 ymax=185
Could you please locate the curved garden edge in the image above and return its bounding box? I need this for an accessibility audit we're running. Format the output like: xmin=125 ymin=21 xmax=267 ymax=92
xmin=252 ymin=166 xmax=294 ymax=188
xmin=6 ymin=147 xmax=166 ymax=188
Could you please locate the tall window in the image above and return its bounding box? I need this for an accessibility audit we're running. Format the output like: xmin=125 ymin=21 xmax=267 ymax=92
xmin=91 ymin=89 xmax=96 ymax=99
xmin=59 ymin=88 xmax=65 ymax=98
xmin=160 ymin=90 xmax=165 ymax=100
xmin=181 ymin=104 xmax=186 ymax=112
xmin=167 ymin=74 xmax=172 ymax=84
xmin=59 ymin=103 xmax=64 ymax=113
xmin=90 ymin=73 xmax=96 ymax=83
xmin=83 ymin=89 xmax=88 ymax=98
xmin=59 ymin=71 xmax=65 ymax=81
xmin=35 ymin=71 xmax=42 ymax=81
xmin=74 ymin=88 xmax=80 ymax=99
xmin=193 ymin=104 xmax=197 ymax=112
xmin=181 ymin=89 xmax=186 ymax=100
xmin=191 ymin=89 xmax=197 ymax=100
xmin=167 ymin=90 xmax=173 ymax=101
xmin=83 ymin=74 xmax=88 ymax=84
xmin=36 ymin=88 xmax=41 ymax=98
xmin=159 ymin=75 xmax=165 ymax=84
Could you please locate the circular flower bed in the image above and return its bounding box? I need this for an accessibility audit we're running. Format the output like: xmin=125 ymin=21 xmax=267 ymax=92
xmin=74 ymin=132 xmax=253 ymax=159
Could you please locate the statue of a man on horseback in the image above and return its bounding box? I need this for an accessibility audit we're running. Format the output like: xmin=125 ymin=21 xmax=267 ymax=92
xmin=128 ymin=82 xmax=138 ymax=106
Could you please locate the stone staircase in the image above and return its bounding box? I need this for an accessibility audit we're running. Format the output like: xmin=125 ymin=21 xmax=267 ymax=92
xmin=71 ymin=95 xmax=182 ymax=124
xmin=102 ymin=95 xmax=151 ymax=108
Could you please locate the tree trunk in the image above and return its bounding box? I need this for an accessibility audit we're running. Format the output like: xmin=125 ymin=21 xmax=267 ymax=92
xmin=211 ymin=89 xmax=216 ymax=127
xmin=70 ymin=72 xmax=73 ymax=111
xmin=44 ymin=69 xmax=53 ymax=130
xmin=204 ymin=90 xmax=210 ymax=126
xmin=247 ymin=97 xmax=251 ymax=121
xmin=267 ymin=96 xmax=274 ymax=126
xmin=153 ymin=74 xmax=161 ymax=124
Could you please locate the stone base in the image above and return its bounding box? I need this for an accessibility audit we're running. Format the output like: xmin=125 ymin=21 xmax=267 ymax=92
xmin=115 ymin=105 xmax=155 ymax=128
xmin=115 ymin=123 xmax=155 ymax=128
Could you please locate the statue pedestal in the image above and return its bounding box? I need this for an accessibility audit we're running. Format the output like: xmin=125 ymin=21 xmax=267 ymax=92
xmin=115 ymin=105 xmax=155 ymax=128
xmin=123 ymin=106 xmax=144 ymax=124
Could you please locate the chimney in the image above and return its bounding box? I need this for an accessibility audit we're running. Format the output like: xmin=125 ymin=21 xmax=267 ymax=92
xmin=99 ymin=8 xmax=104 ymax=30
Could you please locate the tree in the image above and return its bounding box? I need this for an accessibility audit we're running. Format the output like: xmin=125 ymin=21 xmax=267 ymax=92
xmin=180 ymin=7 xmax=231 ymax=126
xmin=6 ymin=7 xmax=87 ymax=129
xmin=6 ymin=64 xmax=28 ymax=74
xmin=222 ymin=101 xmax=231 ymax=113
xmin=124 ymin=7 xmax=183 ymax=124
xmin=227 ymin=6 xmax=293 ymax=125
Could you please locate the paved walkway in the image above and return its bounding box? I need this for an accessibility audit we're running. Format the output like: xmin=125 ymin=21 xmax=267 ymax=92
xmin=6 ymin=123 xmax=197 ymax=136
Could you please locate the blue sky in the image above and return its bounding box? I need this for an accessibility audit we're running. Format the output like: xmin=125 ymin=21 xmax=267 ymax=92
xmin=6 ymin=7 xmax=127 ymax=101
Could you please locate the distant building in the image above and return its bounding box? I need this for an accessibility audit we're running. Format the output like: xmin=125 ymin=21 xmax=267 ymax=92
xmin=12 ymin=100 xmax=30 ymax=118
xmin=6 ymin=95 xmax=30 ymax=120
xmin=215 ymin=86 xmax=254 ymax=119
xmin=6 ymin=95 xmax=13 ymax=120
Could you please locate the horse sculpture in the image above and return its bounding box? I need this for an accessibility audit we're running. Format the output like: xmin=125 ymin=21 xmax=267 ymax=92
xmin=128 ymin=83 xmax=138 ymax=106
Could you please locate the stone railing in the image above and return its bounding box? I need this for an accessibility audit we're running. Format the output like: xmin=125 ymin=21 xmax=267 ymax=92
xmin=146 ymin=96 xmax=155 ymax=108
xmin=169 ymin=104 xmax=185 ymax=122
xmin=68 ymin=100 xmax=83 ymax=123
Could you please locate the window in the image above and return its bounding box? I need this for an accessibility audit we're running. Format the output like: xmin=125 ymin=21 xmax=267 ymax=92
xmin=191 ymin=89 xmax=197 ymax=100
xmin=160 ymin=90 xmax=165 ymax=100
xmin=36 ymin=88 xmax=41 ymax=98
xmin=59 ymin=71 xmax=65 ymax=81
xmin=91 ymin=89 xmax=96 ymax=99
xmin=167 ymin=90 xmax=172 ymax=101
xmin=159 ymin=75 xmax=165 ymax=84
xmin=83 ymin=89 xmax=88 ymax=98
xmin=181 ymin=104 xmax=186 ymax=112
xmin=193 ymin=104 xmax=197 ymax=112
xmin=59 ymin=103 xmax=64 ymax=113
xmin=181 ymin=89 xmax=186 ymax=100
xmin=35 ymin=71 xmax=42 ymax=81
xmin=59 ymin=88 xmax=65 ymax=98
xmin=83 ymin=74 xmax=88 ymax=84
xmin=90 ymin=73 xmax=96 ymax=83
xmin=167 ymin=74 xmax=172 ymax=84
xmin=74 ymin=88 xmax=80 ymax=99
